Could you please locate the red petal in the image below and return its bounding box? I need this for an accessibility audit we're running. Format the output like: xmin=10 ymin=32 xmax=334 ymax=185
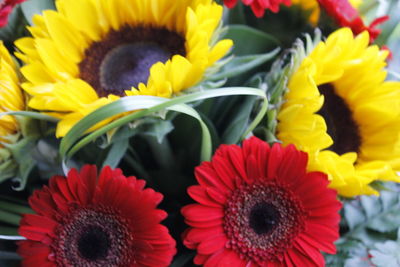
xmin=223 ymin=0 xmax=239 ymax=9
xmin=188 ymin=186 xmax=221 ymax=207
xmin=293 ymin=239 xmax=325 ymax=266
xmin=198 ymin=234 xmax=228 ymax=254
xmin=267 ymin=143 xmax=284 ymax=179
xmin=181 ymin=204 xmax=224 ymax=222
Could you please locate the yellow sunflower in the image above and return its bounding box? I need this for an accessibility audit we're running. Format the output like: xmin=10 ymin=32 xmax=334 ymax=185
xmin=15 ymin=0 xmax=233 ymax=137
xmin=291 ymin=0 xmax=362 ymax=24
xmin=0 ymin=41 xmax=24 ymax=142
xmin=277 ymin=27 xmax=400 ymax=197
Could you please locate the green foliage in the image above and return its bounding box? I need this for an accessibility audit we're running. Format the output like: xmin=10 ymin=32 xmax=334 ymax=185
xmin=209 ymin=49 xmax=280 ymax=81
xmin=224 ymin=25 xmax=279 ymax=55
xmin=325 ymin=182 xmax=400 ymax=265
xmin=60 ymin=88 xmax=267 ymax=166
xmin=370 ymin=229 xmax=400 ymax=266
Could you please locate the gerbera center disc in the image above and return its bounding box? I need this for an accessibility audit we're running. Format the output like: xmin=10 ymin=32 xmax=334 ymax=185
xmin=54 ymin=206 xmax=133 ymax=266
xmin=224 ymin=182 xmax=306 ymax=264
xmin=77 ymin=225 xmax=110 ymax=260
xmin=79 ymin=25 xmax=186 ymax=97
xmin=317 ymin=83 xmax=362 ymax=154
xmin=249 ymin=202 xmax=280 ymax=235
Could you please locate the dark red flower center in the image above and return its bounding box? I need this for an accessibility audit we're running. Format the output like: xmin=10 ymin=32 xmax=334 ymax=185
xmin=77 ymin=225 xmax=110 ymax=261
xmin=249 ymin=202 xmax=280 ymax=235
xmin=317 ymin=83 xmax=362 ymax=154
xmin=54 ymin=206 xmax=134 ymax=267
xmin=79 ymin=25 xmax=186 ymax=97
xmin=224 ymin=182 xmax=306 ymax=264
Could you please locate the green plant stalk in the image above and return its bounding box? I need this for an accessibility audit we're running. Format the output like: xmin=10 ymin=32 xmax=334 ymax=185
xmin=144 ymin=135 xmax=175 ymax=171
xmin=0 ymin=201 xmax=32 ymax=215
xmin=0 ymin=210 xmax=21 ymax=226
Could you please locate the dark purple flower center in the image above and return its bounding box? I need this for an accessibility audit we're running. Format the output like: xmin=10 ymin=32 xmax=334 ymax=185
xmin=79 ymin=25 xmax=186 ymax=97
xmin=317 ymin=83 xmax=362 ymax=154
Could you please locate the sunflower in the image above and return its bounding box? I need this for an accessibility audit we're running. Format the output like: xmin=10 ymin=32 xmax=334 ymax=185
xmin=277 ymin=27 xmax=400 ymax=197
xmin=18 ymin=165 xmax=176 ymax=266
xmin=15 ymin=0 xmax=232 ymax=137
xmin=0 ymin=41 xmax=24 ymax=142
xmin=182 ymin=137 xmax=341 ymax=266
xmin=291 ymin=0 xmax=361 ymax=24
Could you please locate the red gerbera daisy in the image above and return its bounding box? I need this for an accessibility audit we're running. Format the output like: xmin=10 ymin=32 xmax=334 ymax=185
xmin=224 ymin=0 xmax=291 ymax=18
xmin=317 ymin=0 xmax=388 ymax=42
xmin=182 ymin=137 xmax=341 ymax=266
xmin=0 ymin=0 xmax=26 ymax=27
xmin=18 ymin=165 xmax=176 ymax=267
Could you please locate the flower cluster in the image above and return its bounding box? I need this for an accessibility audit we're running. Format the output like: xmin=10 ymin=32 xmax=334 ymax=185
xmin=0 ymin=0 xmax=399 ymax=266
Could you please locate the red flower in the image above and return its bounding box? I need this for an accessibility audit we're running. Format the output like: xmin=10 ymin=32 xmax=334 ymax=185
xmin=0 ymin=0 xmax=26 ymax=27
xmin=317 ymin=0 xmax=388 ymax=42
xmin=182 ymin=137 xmax=341 ymax=266
xmin=18 ymin=165 xmax=176 ymax=267
xmin=224 ymin=0 xmax=291 ymax=18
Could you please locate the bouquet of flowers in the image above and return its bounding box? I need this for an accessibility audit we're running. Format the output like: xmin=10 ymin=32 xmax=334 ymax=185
xmin=0 ymin=0 xmax=400 ymax=266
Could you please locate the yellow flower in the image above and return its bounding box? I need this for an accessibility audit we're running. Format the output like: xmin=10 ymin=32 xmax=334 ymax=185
xmin=292 ymin=0 xmax=362 ymax=24
xmin=15 ymin=0 xmax=233 ymax=137
xmin=277 ymin=28 xmax=400 ymax=197
xmin=0 ymin=41 xmax=24 ymax=142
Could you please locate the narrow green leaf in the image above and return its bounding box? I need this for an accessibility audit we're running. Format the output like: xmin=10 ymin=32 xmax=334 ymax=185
xmin=209 ymin=49 xmax=280 ymax=81
xmin=0 ymin=111 xmax=59 ymax=122
xmin=0 ymin=201 xmax=32 ymax=215
xmin=0 ymin=226 xmax=18 ymax=236
xmin=0 ymin=210 xmax=21 ymax=226
xmin=224 ymin=25 xmax=280 ymax=55
xmin=101 ymin=138 xmax=129 ymax=168
xmin=221 ymin=96 xmax=257 ymax=144
xmin=60 ymin=88 xmax=267 ymax=165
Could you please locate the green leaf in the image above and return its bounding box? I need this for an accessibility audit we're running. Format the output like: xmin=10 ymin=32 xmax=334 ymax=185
xmin=20 ymin=0 xmax=55 ymax=25
xmin=0 ymin=210 xmax=21 ymax=226
xmin=60 ymin=88 xmax=267 ymax=166
xmin=341 ymin=183 xmax=400 ymax=246
xmin=137 ymin=119 xmax=175 ymax=143
xmin=0 ymin=226 xmax=18 ymax=236
xmin=344 ymin=202 xmax=366 ymax=230
xmin=221 ymin=96 xmax=257 ymax=144
xmin=224 ymin=25 xmax=279 ymax=55
xmin=0 ymin=111 xmax=59 ymax=123
xmin=370 ymin=240 xmax=400 ymax=266
xmin=6 ymin=137 xmax=38 ymax=191
xmin=61 ymin=98 xmax=213 ymax=164
xmin=0 ymin=201 xmax=32 ymax=215
xmin=209 ymin=49 xmax=280 ymax=81
xmin=325 ymin=240 xmax=369 ymax=267
xmin=101 ymin=138 xmax=129 ymax=169
xmin=344 ymin=257 xmax=373 ymax=267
